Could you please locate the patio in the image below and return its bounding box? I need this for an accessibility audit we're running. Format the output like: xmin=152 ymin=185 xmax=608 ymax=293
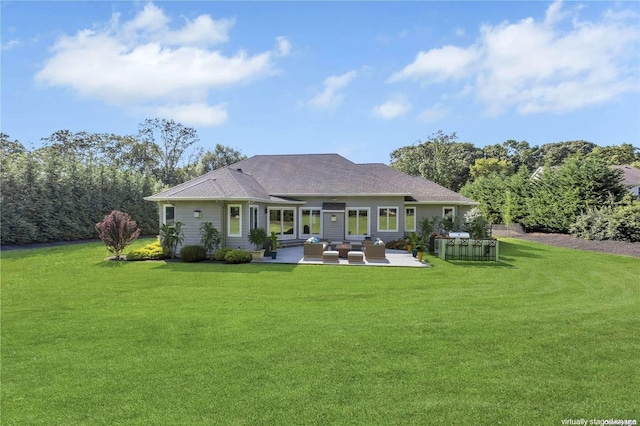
xmin=258 ymin=246 xmax=431 ymax=268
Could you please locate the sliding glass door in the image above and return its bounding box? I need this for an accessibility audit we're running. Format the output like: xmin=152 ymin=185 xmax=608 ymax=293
xmin=346 ymin=208 xmax=369 ymax=239
xmin=269 ymin=207 xmax=296 ymax=239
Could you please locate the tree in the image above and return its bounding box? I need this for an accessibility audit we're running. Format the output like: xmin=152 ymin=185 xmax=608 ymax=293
xmin=196 ymin=144 xmax=248 ymax=175
xmin=138 ymin=118 xmax=201 ymax=186
xmin=95 ymin=210 xmax=141 ymax=260
xmin=160 ymin=222 xmax=185 ymax=258
xmin=589 ymin=143 xmax=639 ymax=166
xmin=524 ymin=155 xmax=626 ymax=233
xmin=390 ymin=130 xmax=482 ymax=191
xmin=469 ymin=158 xmax=513 ymax=180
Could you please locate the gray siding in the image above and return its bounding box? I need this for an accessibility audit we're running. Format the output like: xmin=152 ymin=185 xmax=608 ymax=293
xmin=157 ymin=197 xmax=475 ymax=249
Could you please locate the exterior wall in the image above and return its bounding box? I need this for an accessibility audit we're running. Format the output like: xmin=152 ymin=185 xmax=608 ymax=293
xmin=159 ymin=201 xmax=224 ymax=250
xmin=413 ymin=204 xmax=474 ymax=235
xmin=157 ymin=198 xmax=477 ymax=249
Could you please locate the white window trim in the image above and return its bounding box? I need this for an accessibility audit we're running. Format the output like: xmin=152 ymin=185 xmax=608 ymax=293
xmin=442 ymin=206 xmax=456 ymax=218
xmin=249 ymin=205 xmax=259 ymax=230
xmin=299 ymin=208 xmax=322 ymax=237
xmin=377 ymin=206 xmax=399 ymax=233
xmin=346 ymin=207 xmax=370 ymax=239
xmin=228 ymin=204 xmax=242 ymax=237
xmin=405 ymin=207 xmax=416 ymax=232
xmin=163 ymin=204 xmax=175 ymax=226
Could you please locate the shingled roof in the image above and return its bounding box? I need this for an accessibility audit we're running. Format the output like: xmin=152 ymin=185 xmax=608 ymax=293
xmin=146 ymin=153 xmax=477 ymax=205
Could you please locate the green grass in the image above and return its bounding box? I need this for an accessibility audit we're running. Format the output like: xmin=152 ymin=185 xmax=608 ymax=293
xmin=2 ymin=238 xmax=639 ymax=425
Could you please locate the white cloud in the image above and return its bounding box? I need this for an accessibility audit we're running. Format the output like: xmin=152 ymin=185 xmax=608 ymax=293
xmin=35 ymin=2 xmax=288 ymax=127
xmin=419 ymin=103 xmax=450 ymax=122
xmin=372 ymin=98 xmax=411 ymax=119
xmin=1 ymin=39 xmax=20 ymax=50
xmin=276 ymin=36 xmax=291 ymax=56
xmin=309 ymin=70 xmax=357 ymax=109
xmin=388 ymin=0 xmax=640 ymax=115
xmin=150 ymin=103 xmax=228 ymax=126
xmin=387 ymin=45 xmax=480 ymax=83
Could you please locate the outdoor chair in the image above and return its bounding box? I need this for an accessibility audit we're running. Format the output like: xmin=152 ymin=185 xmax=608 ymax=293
xmin=303 ymin=242 xmax=328 ymax=260
xmin=364 ymin=244 xmax=385 ymax=260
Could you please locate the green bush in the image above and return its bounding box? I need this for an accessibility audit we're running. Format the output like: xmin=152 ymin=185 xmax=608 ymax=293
xmin=224 ymin=249 xmax=252 ymax=264
xmin=609 ymin=203 xmax=640 ymax=242
xmin=214 ymin=247 xmax=233 ymax=261
xmin=126 ymin=242 xmax=170 ymax=261
xmin=179 ymin=245 xmax=207 ymax=262
xmin=570 ymin=203 xmax=640 ymax=242
xmin=571 ymin=207 xmax=612 ymax=241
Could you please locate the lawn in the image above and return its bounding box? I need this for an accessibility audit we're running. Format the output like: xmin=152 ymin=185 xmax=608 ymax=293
xmin=1 ymin=238 xmax=638 ymax=425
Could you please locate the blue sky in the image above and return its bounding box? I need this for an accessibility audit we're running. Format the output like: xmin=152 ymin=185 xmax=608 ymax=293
xmin=2 ymin=1 xmax=639 ymax=164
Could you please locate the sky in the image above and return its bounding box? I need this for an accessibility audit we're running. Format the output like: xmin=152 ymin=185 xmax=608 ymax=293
xmin=2 ymin=1 xmax=639 ymax=165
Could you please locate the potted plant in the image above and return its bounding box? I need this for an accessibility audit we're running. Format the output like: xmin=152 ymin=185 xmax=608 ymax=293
xmin=247 ymin=227 xmax=268 ymax=260
xmin=407 ymin=232 xmax=420 ymax=255
xmin=416 ymin=240 xmax=426 ymax=262
xmin=269 ymin=231 xmax=279 ymax=259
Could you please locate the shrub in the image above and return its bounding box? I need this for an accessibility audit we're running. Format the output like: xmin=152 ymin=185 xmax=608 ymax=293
xmin=127 ymin=242 xmax=170 ymax=261
xmin=609 ymin=204 xmax=640 ymax=242
xmin=571 ymin=207 xmax=612 ymax=241
xmin=214 ymin=247 xmax=233 ymax=261
xmin=95 ymin=210 xmax=141 ymax=260
xmin=224 ymin=249 xmax=252 ymax=264
xmin=464 ymin=207 xmax=489 ymax=239
xmin=159 ymin=222 xmax=185 ymax=259
xmin=570 ymin=203 xmax=640 ymax=242
xmin=200 ymin=222 xmax=222 ymax=259
xmin=385 ymin=239 xmax=407 ymax=250
xmin=179 ymin=245 xmax=207 ymax=262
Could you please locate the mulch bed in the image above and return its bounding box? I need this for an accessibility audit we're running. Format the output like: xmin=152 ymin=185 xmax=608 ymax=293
xmin=512 ymin=233 xmax=640 ymax=258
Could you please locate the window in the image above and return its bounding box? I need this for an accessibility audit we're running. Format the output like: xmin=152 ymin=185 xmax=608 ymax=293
xmin=443 ymin=207 xmax=456 ymax=219
xmin=249 ymin=205 xmax=259 ymax=230
xmin=378 ymin=207 xmax=399 ymax=232
xmin=346 ymin=208 xmax=369 ymax=238
xmin=405 ymin=207 xmax=416 ymax=232
xmin=228 ymin=204 xmax=242 ymax=237
xmin=269 ymin=207 xmax=296 ymax=239
xmin=300 ymin=209 xmax=321 ymax=236
xmin=163 ymin=204 xmax=175 ymax=226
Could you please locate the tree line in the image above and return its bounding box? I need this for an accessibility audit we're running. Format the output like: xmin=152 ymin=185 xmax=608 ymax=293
xmin=2 ymin=124 xmax=638 ymax=245
xmin=0 ymin=119 xmax=246 ymax=245
xmin=390 ymin=131 xmax=640 ymax=240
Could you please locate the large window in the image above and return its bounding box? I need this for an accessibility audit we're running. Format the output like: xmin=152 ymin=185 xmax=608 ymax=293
xmin=269 ymin=207 xmax=296 ymax=239
xmin=300 ymin=208 xmax=321 ymax=236
xmin=228 ymin=204 xmax=242 ymax=237
xmin=346 ymin=208 xmax=369 ymax=238
xmin=378 ymin=207 xmax=399 ymax=232
xmin=163 ymin=204 xmax=175 ymax=226
xmin=405 ymin=207 xmax=416 ymax=232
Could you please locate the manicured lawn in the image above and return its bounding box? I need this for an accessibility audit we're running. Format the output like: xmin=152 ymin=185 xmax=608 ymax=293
xmin=1 ymin=238 xmax=638 ymax=425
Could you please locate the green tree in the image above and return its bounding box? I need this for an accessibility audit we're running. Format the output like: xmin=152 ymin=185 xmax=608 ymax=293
xmin=524 ymin=155 xmax=626 ymax=233
xmin=138 ymin=118 xmax=201 ymax=186
xmin=196 ymin=144 xmax=248 ymax=175
xmin=390 ymin=130 xmax=482 ymax=191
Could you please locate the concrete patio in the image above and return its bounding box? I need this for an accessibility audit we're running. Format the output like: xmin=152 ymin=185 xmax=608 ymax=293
xmin=256 ymin=246 xmax=431 ymax=268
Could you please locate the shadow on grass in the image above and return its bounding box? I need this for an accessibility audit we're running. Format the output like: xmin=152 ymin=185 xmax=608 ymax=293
xmin=445 ymin=259 xmax=516 ymax=268
xmin=149 ymin=260 xmax=300 ymax=274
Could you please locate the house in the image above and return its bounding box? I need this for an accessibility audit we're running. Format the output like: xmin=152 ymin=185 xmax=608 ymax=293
xmin=144 ymin=154 xmax=479 ymax=250
xmin=611 ymin=165 xmax=640 ymax=199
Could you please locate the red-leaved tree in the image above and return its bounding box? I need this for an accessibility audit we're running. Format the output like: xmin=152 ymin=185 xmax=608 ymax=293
xmin=95 ymin=210 xmax=141 ymax=260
